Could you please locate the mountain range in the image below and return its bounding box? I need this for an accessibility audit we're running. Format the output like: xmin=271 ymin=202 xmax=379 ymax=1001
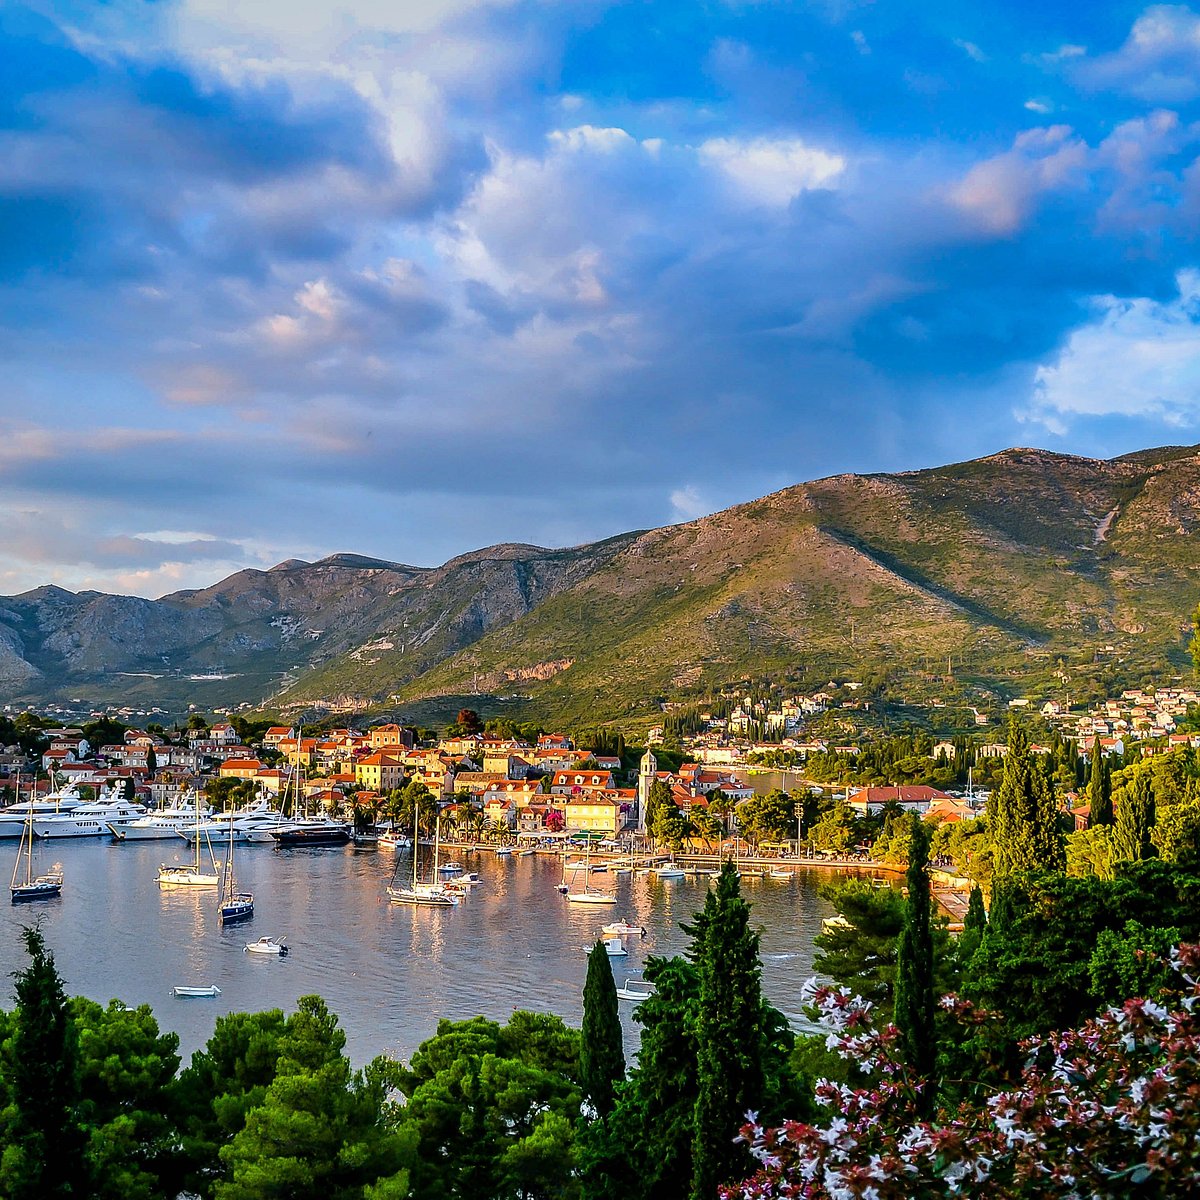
xmin=4 ymin=444 xmax=1200 ymax=724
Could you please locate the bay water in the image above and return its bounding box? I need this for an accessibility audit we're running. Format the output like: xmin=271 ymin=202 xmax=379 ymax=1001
xmin=0 ymin=840 xmax=838 ymax=1064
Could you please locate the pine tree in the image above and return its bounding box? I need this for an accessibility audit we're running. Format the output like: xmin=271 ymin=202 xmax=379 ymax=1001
xmin=581 ymin=941 xmax=625 ymax=1117
xmin=690 ymin=861 xmax=766 ymax=1200
xmin=893 ymin=815 xmax=937 ymax=1112
xmin=1088 ymin=739 xmax=1113 ymax=827
xmin=2 ymin=925 xmax=91 ymax=1200
xmin=1113 ymin=772 xmax=1156 ymax=863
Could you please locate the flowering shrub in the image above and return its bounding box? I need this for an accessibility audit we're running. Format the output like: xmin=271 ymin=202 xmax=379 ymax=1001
xmin=725 ymin=945 xmax=1200 ymax=1198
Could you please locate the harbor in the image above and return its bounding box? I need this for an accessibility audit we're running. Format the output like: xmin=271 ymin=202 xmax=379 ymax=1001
xmin=0 ymin=836 xmax=836 ymax=1063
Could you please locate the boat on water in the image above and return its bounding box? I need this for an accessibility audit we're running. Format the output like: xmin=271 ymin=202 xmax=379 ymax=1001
xmin=603 ymin=936 xmax=628 ymax=957
xmin=10 ymin=780 xmax=63 ymax=903
xmin=157 ymin=801 xmax=222 ymax=887
xmin=566 ymin=840 xmax=617 ymax=905
xmin=218 ymin=816 xmax=253 ymax=925
xmin=172 ymin=985 xmax=221 ymax=997
xmin=388 ymin=807 xmax=459 ymax=908
xmin=33 ymin=791 xmax=146 ymax=839
xmin=0 ymin=778 xmax=85 ymax=840
xmin=244 ymin=936 xmax=288 ymax=956
xmin=518 ymin=848 xmax=535 ymax=857
xmin=768 ymin=868 xmax=792 ymax=879
xmin=602 ymin=920 xmax=646 ymax=938
xmin=616 ymin=978 xmax=655 ymax=1003
xmin=273 ymin=818 xmax=352 ymax=847
xmin=180 ymin=798 xmax=287 ymax=844
xmin=378 ymin=831 xmax=411 ymax=850
xmin=654 ymin=863 xmax=686 ymax=880
xmin=109 ymin=790 xmax=210 ymax=840
xmin=494 ymin=846 xmax=513 ymax=856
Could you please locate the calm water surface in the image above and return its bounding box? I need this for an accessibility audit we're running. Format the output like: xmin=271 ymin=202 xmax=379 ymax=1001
xmin=0 ymin=841 xmax=838 ymax=1064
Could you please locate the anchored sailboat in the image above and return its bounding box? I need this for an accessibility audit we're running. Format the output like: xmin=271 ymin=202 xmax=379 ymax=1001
xmin=565 ymin=836 xmax=616 ymax=905
xmin=218 ymin=813 xmax=253 ymax=924
xmin=157 ymin=796 xmax=221 ymax=887
xmin=10 ymin=776 xmax=63 ymax=903
xmin=387 ymin=803 xmax=458 ymax=907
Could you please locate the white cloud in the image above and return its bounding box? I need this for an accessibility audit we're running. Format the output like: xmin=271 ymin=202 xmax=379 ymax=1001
xmin=1024 ymin=98 xmax=1053 ymax=114
xmin=669 ymin=486 xmax=710 ymax=522
xmin=1078 ymin=4 xmax=1200 ymax=102
xmin=698 ymin=136 xmax=846 ymax=206
xmin=947 ymin=125 xmax=1086 ymax=235
xmin=954 ymin=38 xmax=986 ymax=63
xmin=1028 ymin=271 xmax=1200 ymax=429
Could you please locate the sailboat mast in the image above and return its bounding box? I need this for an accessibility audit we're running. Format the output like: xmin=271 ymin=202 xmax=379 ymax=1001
xmin=10 ymin=773 xmax=23 ymax=890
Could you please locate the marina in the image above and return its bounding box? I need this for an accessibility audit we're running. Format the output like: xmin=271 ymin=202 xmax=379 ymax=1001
xmin=0 ymin=837 xmax=835 ymax=1063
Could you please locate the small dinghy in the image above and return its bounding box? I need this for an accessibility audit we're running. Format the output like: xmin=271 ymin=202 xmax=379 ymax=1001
xmin=602 ymin=936 xmax=629 ymax=958
xmin=244 ymin=936 xmax=289 ymax=956
xmin=172 ymin=984 xmax=221 ymax=998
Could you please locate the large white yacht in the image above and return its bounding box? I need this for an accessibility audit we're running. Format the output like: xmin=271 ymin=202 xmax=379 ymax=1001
xmin=108 ymin=792 xmax=211 ymax=840
xmin=33 ymin=791 xmax=147 ymax=839
xmin=178 ymin=798 xmax=287 ymax=845
xmin=0 ymin=781 xmax=86 ymax=840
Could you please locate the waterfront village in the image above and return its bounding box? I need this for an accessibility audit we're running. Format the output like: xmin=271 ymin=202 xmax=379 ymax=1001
xmin=2 ymin=675 xmax=1198 ymax=849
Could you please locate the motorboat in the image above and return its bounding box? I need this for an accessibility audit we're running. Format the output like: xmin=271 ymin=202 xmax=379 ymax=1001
xmin=378 ymin=831 xmax=412 ymax=850
xmin=616 ymin=978 xmax=656 ymax=1003
xmin=180 ymin=799 xmax=287 ymax=844
xmin=603 ymin=936 xmax=628 ymax=957
xmin=244 ymin=937 xmax=289 ymax=956
xmin=438 ymin=861 xmax=464 ymax=875
xmin=272 ymin=817 xmax=352 ymax=847
xmin=0 ymin=781 xmax=86 ymax=839
xmin=494 ymin=846 xmax=512 ymax=856
xmin=33 ymin=794 xmax=146 ymax=839
xmin=518 ymin=848 xmax=535 ymax=857
xmin=172 ymin=985 xmax=221 ymax=997
xmin=110 ymin=792 xmax=211 ymax=840
xmin=769 ymin=868 xmax=792 ymax=879
xmin=654 ymin=863 xmax=686 ymax=880
xmin=602 ymin=920 xmax=646 ymax=938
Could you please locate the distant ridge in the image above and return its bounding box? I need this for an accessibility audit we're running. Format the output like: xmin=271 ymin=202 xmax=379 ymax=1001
xmin=1 ymin=444 xmax=1199 ymax=721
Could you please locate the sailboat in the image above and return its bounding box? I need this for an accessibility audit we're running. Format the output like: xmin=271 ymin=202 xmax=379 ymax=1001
xmin=387 ymin=803 xmax=458 ymax=907
xmin=157 ymin=796 xmax=221 ymax=886
xmin=10 ymin=777 xmax=63 ymax=903
xmin=218 ymin=813 xmax=253 ymax=924
xmin=566 ymin=836 xmax=616 ymax=905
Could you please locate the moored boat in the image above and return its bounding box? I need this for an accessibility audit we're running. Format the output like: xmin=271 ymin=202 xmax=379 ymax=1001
xmin=244 ymin=936 xmax=288 ymax=956
xmin=172 ymin=984 xmax=221 ymax=997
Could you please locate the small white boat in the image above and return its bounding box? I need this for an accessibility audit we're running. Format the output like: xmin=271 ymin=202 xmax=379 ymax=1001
xmin=172 ymin=985 xmax=221 ymax=998
xmin=603 ymin=937 xmax=628 ymax=957
xmin=244 ymin=937 xmax=289 ymax=956
xmin=518 ymin=848 xmax=535 ymax=857
xmin=438 ymin=861 xmax=464 ymax=875
xmin=616 ymin=978 xmax=655 ymax=1002
xmin=654 ymin=863 xmax=686 ymax=880
xmin=769 ymin=868 xmax=792 ymax=879
xmin=378 ymin=831 xmax=411 ymax=850
xmin=602 ymin=920 xmax=646 ymax=938
xmin=494 ymin=846 xmax=512 ymax=856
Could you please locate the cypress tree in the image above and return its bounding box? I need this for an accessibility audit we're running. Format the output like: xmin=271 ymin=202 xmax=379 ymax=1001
xmin=893 ymin=815 xmax=937 ymax=1112
xmin=963 ymin=884 xmax=986 ymax=935
xmin=580 ymin=941 xmax=625 ymax=1117
xmin=1088 ymin=738 xmax=1113 ymax=826
xmin=4 ymin=925 xmax=90 ymax=1200
xmin=1113 ymin=772 xmax=1156 ymax=863
xmin=690 ymin=861 xmax=765 ymax=1200
xmin=989 ymin=719 xmax=1064 ymax=880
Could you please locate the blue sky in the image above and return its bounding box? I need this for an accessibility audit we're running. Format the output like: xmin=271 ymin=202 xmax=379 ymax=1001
xmin=3 ymin=1 xmax=1200 ymax=596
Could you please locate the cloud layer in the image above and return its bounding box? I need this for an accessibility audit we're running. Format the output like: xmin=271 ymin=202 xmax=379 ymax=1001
xmin=3 ymin=2 xmax=1200 ymax=595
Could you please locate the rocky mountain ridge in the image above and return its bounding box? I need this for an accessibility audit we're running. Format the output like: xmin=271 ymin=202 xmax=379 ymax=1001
xmin=3 ymin=444 xmax=1200 ymax=721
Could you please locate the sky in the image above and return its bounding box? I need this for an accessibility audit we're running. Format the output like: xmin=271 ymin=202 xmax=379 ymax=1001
xmin=4 ymin=1 xmax=1200 ymax=597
